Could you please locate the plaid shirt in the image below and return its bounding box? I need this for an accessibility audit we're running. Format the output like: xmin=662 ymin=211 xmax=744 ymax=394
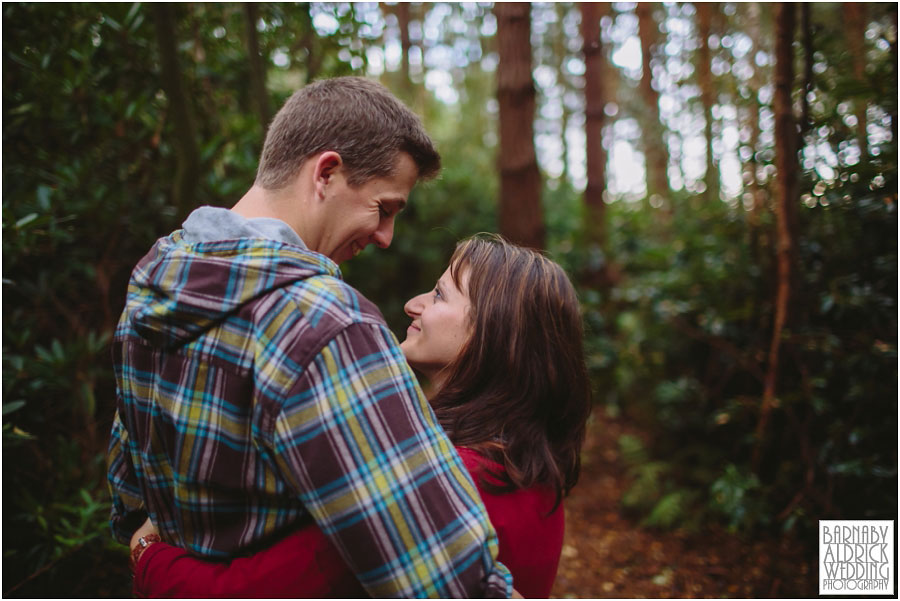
xmin=107 ymin=227 xmax=512 ymax=597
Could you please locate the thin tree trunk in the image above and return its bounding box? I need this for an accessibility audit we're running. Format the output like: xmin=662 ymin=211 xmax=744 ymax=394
xmin=754 ymin=2 xmax=797 ymax=474
xmin=244 ymin=3 xmax=270 ymax=132
xmin=844 ymin=3 xmax=868 ymax=158
xmin=296 ymin=3 xmax=320 ymax=83
xmin=636 ymin=3 xmax=670 ymax=208
xmin=745 ymin=2 xmax=764 ymax=229
xmin=696 ymin=2 xmax=719 ymax=203
xmin=495 ymin=2 xmax=544 ymax=250
xmin=893 ymin=5 xmax=899 ymax=146
xmin=581 ymin=1 xmax=607 ymax=254
xmin=397 ymin=3 xmax=412 ymax=88
xmin=798 ymin=3 xmax=813 ymax=143
xmin=554 ymin=3 xmax=571 ymax=186
xmin=152 ymin=3 xmax=199 ymax=221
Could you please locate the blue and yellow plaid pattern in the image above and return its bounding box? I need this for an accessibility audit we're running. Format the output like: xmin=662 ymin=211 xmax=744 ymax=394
xmin=107 ymin=232 xmax=512 ymax=597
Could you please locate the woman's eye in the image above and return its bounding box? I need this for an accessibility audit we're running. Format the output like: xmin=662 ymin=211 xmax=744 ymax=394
xmin=433 ymin=289 xmax=442 ymax=302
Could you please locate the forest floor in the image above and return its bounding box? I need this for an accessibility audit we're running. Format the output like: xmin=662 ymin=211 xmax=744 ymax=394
xmin=550 ymin=413 xmax=818 ymax=599
xmin=10 ymin=413 xmax=819 ymax=599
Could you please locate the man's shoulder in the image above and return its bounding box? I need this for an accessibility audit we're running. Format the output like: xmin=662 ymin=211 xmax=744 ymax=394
xmin=247 ymin=272 xmax=392 ymax=367
xmin=281 ymin=273 xmax=386 ymax=330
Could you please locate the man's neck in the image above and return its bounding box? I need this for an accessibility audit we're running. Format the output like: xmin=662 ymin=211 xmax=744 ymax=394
xmin=232 ymin=184 xmax=318 ymax=248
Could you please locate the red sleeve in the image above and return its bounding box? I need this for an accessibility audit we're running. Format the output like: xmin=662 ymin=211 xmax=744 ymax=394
xmin=133 ymin=525 xmax=366 ymax=598
xmin=455 ymin=447 xmax=565 ymax=599
xmin=135 ymin=446 xmax=553 ymax=598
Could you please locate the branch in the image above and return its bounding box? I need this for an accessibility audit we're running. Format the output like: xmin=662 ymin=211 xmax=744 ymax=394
xmin=667 ymin=315 xmax=765 ymax=383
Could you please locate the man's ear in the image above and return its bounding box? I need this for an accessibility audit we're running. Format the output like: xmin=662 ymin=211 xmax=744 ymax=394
xmin=313 ymin=151 xmax=343 ymax=200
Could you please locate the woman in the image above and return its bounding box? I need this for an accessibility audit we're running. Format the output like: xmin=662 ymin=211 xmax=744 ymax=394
xmin=129 ymin=234 xmax=591 ymax=598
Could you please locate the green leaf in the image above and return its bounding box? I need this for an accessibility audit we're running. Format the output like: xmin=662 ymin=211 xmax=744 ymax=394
xmin=642 ymin=490 xmax=688 ymax=529
xmin=2 ymin=400 xmax=26 ymax=415
xmin=36 ymin=185 xmax=52 ymax=210
xmin=9 ymin=103 xmax=34 ymax=116
xmin=125 ymin=2 xmax=141 ymax=25
xmin=15 ymin=213 xmax=39 ymax=229
xmin=617 ymin=434 xmax=648 ymax=466
xmin=104 ymin=16 xmax=122 ymax=32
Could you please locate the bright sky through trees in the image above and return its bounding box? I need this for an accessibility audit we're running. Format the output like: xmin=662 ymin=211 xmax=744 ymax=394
xmin=305 ymin=2 xmax=889 ymax=206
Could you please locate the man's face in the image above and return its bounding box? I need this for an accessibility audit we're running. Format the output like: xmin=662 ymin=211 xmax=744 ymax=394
xmin=318 ymin=152 xmax=418 ymax=264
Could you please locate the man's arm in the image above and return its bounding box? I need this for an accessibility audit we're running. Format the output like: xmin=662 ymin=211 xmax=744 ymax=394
xmin=265 ymin=321 xmax=512 ymax=598
xmin=107 ymin=410 xmax=148 ymax=544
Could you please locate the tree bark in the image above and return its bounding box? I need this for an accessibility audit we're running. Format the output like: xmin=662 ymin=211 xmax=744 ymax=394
xmin=636 ymin=3 xmax=670 ymax=207
xmin=695 ymin=2 xmax=719 ymax=203
xmin=397 ymin=3 xmax=412 ymax=87
xmin=151 ymin=3 xmax=199 ymax=221
xmin=892 ymin=6 xmax=899 ymax=147
xmin=244 ymin=3 xmax=270 ymax=132
xmin=754 ymin=2 xmax=797 ymax=474
xmin=581 ymin=1 xmax=607 ymax=252
xmin=798 ymin=3 xmax=813 ymax=143
xmin=554 ymin=3 xmax=572 ymax=185
xmin=495 ymin=2 xmax=544 ymax=250
xmin=296 ymin=3 xmax=320 ymax=83
xmin=743 ymin=2 xmax=765 ymax=261
xmin=844 ymin=3 xmax=868 ymax=157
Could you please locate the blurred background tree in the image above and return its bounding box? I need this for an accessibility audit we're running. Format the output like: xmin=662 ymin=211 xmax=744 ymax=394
xmin=3 ymin=2 xmax=896 ymax=596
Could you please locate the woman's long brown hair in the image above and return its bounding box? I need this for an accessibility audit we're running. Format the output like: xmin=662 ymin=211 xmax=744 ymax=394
xmin=429 ymin=234 xmax=591 ymax=511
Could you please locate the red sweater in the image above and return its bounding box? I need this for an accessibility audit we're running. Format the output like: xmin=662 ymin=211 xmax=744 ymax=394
xmin=134 ymin=448 xmax=564 ymax=598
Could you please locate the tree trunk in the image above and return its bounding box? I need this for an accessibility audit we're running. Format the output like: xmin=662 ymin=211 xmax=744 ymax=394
xmin=744 ymin=3 xmax=767 ymax=253
xmin=754 ymin=2 xmax=797 ymax=474
xmin=554 ymin=3 xmax=572 ymax=186
xmin=151 ymin=3 xmax=199 ymax=221
xmin=495 ymin=2 xmax=544 ymax=250
xmin=296 ymin=3 xmax=320 ymax=83
xmin=635 ymin=3 xmax=670 ymax=209
xmin=844 ymin=3 xmax=868 ymax=158
xmin=397 ymin=3 xmax=412 ymax=87
xmin=798 ymin=3 xmax=813 ymax=143
xmin=893 ymin=5 xmax=898 ymax=146
xmin=581 ymin=1 xmax=607 ymax=253
xmin=244 ymin=3 xmax=270 ymax=132
xmin=695 ymin=2 xmax=719 ymax=203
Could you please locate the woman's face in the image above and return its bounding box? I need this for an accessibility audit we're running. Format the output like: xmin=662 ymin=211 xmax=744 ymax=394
xmin=400 ymin=264 xmax=472 ymax=386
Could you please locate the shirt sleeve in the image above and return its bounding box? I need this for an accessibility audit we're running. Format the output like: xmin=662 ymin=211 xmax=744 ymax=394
xmin=133 ymin=523 xmax=367 ymax=598
xmin=265 ymin=321 xmax=513 ymax=598
xmin=106 ymin=409 xmax=147 ymax=544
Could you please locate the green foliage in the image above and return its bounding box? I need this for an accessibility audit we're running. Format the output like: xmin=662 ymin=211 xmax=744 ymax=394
xmin=2 ymin=2 xmax=896 ymax=596
xmin=710 ymin=464 xmax=768 ymax=533
xmin=2 ymin=3 xmax=372 ymax=592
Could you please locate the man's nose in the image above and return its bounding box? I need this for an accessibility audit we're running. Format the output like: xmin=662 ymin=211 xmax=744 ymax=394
xmin=372 ymin=218 xmax=394 ymax=249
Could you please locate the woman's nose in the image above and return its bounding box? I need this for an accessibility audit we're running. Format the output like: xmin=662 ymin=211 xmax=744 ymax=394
xmin=404 ymin=292 xmax=427 ymax=318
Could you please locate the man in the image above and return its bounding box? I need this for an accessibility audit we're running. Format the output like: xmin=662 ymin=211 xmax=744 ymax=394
xmin=107 ymin=77 xmax=513 ymax=597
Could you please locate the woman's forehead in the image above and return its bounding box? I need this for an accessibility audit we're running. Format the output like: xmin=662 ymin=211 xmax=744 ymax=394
xmin=442 ymin=263 xmax=471 ymax=295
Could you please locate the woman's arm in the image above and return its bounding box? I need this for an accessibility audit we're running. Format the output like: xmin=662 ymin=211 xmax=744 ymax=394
xmin=132 ymin=445 xmax=526 ymax=598
xmin=132 ymin=520 xmax=365 ymax=598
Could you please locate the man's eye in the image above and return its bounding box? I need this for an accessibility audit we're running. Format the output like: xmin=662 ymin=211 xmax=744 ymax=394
xmin=379 ymin=206 xmax=389 ymax=218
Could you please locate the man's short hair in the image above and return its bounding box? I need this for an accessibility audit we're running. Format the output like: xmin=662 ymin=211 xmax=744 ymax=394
xmin=256 ymin=76 xmax=441 ymax=189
